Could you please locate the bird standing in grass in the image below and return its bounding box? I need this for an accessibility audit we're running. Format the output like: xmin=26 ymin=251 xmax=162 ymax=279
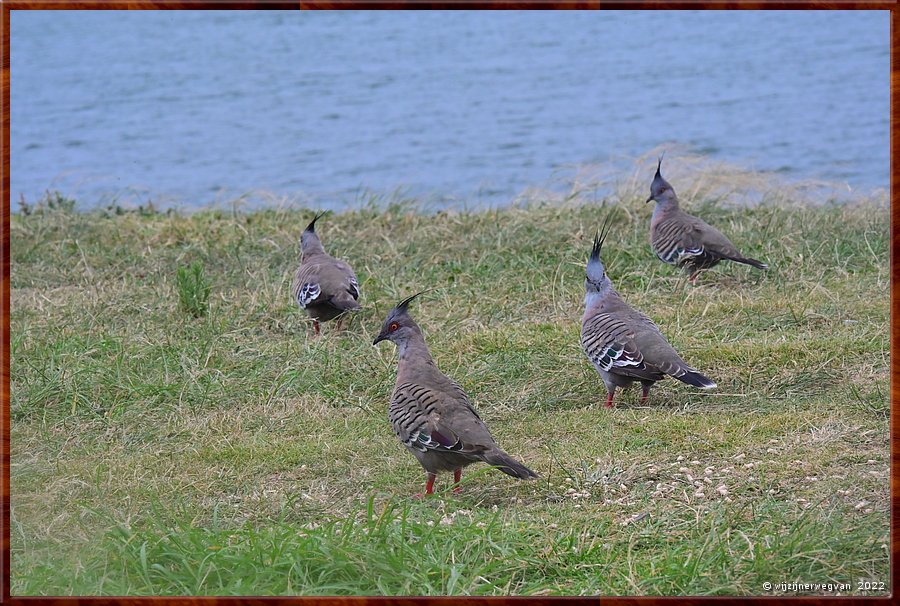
xmin=581 ymin=217 xmax=717 ymax=407
xmin=291 ymin=212 xmax=360 ymax=335
xmin=373 ymin=292 xmax=538 ymax=497
xmin=646 ymin=158 xmax=768 ymax=284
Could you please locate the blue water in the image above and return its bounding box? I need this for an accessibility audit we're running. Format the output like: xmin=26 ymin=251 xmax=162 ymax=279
xmin=11 ymin=10 xmax=889 ymax=210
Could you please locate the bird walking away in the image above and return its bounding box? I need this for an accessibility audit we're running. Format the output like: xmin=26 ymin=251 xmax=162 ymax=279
xmin=373 ymin=292 xmax=538 ymax=497
xmin=581 ymin=217 xmax=716 ymax=407
xmin=291 ymin=212 xmax=361 ymax=335
xmin=646 ymin=157 xmax=768 ymax=284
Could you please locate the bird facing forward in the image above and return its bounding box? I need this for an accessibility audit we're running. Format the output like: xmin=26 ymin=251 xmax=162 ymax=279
xmin=291 ymin=212 xmax=360 ymax=335
xmin=581 ymin=217 xmax=716 ymax=407
xmin=373 ymin=293 xmax=538 ymax=497
xmin=647 ymin=157 xmax=768 ymax=284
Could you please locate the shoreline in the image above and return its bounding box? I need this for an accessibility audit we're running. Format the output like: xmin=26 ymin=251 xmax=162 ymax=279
xmin=14 ymin=152 xmax=889 ymax=216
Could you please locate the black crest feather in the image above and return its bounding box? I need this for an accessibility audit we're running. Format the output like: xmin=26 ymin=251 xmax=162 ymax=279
xmin=590 ymin=213 xmax=615 ymax=262
xmin=305 ymin=210 xmax=330 ymax=233
xmin=394 ymin=289 xmax=434 ymax=312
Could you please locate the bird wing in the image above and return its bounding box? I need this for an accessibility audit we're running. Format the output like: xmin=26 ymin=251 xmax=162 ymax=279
xmin=626 ymin=308 xmax=702 ymax=381
xmin=317 ymin=259 xmax=361 ymax=309
xmin=585 ymin=297 xmax=711 ymax=387
xmin=581 ymin=312 xmax=658 ymax=380
xmin=332 ymin=259 xmax=361 ymax=300
xmin=679 ymin=213 xmax=742 ymax=260
xmin=292 ymin=256 xmax=360 ymax=310
xmin=653 ymin=211 xmax=738 ymax=265
xmin=389 ymin=381 xmax=491 ymax=455
xmin=291 ymin=263 xmax=322 ymax=308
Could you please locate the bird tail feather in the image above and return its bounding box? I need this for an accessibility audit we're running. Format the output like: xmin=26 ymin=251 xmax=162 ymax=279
xmin=728 ymin=256 xmax=768 ymax=270
xmin=483 ymin=450 xmax=539 ymax=480
xmin=676 ymin=370 xmax=717 ymax=390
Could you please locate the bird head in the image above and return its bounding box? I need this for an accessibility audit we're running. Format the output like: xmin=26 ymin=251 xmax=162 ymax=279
xmin=373 ymin=291 xmax=428 ymax=346
xmin=645 ymin=155 xmax=677 ymax=205
xmin=300 ymin=211 xmax=328 ymax=256
xmin=585 ymin=215 xmax=613 ymax=293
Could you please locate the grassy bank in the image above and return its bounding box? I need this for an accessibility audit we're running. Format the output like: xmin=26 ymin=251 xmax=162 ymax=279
xmin=10 ymin=188 xmax=889 ymax=595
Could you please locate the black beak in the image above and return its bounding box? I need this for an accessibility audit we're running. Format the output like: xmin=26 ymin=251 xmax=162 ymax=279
xmin=373 ymin=335 xmax=386 ymax=346
xmin=645 ymin=194 xmax=654 ymax=204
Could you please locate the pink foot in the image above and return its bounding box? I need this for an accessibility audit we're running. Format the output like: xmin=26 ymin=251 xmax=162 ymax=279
xmin=414 ymin=473 xmax=437 ymax=498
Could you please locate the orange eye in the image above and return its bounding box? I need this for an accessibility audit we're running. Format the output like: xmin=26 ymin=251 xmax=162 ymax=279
xmin=389 ymin=322 xmax=400 ymax=332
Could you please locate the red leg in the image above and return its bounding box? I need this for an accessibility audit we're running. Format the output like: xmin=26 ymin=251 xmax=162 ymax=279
xmin=335 ymin=316 xmax=344 ymax=331
xmin=313 ymin=320 xmax=320 ymax=336
xmin=605 ymin=392 xmax=615 ymax=408
xmin=414 ymin=472 xmax=437 ymax=498
xmin=689 ymin=271 xmax=700 ymax=285
xmin=453 ymin=468 xmax=462 ymax=494
xmin=640 ymin=384 xmax=651 ymax=405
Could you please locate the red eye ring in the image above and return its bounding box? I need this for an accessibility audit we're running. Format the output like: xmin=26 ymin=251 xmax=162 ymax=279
xmin=389 ymin=322 xmax=400 ymax=332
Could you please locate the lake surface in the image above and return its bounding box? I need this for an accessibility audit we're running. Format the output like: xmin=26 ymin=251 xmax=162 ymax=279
xmin=11 ymin=10 xmax=889 ymax=210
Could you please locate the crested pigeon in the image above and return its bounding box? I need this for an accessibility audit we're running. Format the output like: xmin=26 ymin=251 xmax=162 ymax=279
xmin=646 ymin=158 xmax=768 ymax=283
xmin=373 ymin=293 xmax=538 ymax=496
xmin=581 ymin=217 xmax=716 ymax=407
xmin=291 ymin=212 xmax=360 ymax=334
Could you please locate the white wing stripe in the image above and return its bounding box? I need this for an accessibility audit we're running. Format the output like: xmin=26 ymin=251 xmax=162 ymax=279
xmin=297 ymin=283 xmax=321 ymax=308
xmin=674 ymin=247 xmax=704 ymax=264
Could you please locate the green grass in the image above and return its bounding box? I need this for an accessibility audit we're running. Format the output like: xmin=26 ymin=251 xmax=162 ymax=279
xmin=10 ymin=184 xmax=889 ymax=596
xmin=175 ymin=260 xmax=212 ymax=318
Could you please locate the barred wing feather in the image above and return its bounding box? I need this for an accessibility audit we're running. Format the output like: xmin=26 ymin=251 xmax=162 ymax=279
xmin=581 ymin=313 xmax=646 ymax=373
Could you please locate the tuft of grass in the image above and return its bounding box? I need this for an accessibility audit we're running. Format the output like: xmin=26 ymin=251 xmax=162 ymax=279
xmin=175 ymin=261 xmax=212 ymax=318
xmin=20 ymin=190 xmax=78 ymax=215
xmin=9 ymin=179 xmax=889 ymax=596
